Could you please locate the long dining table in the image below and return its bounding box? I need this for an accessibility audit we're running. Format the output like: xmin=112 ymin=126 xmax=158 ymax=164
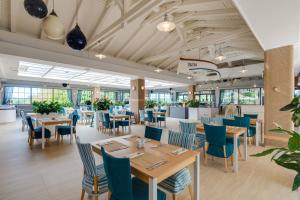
xmin=91 ymin=135 xmax=200 ymax=200
xmin=196 ymin=124 xmax=247 ymax=173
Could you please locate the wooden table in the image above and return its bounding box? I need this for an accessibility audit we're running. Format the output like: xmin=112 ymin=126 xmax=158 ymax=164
xmin=110 ymin=115 xmax=131 ymax=136
xmin=36 ymin=117 xmax=72 ymax=149
xmin=80 ymin=111 xmax=94 ymax=125
xmin=153 ymin=112 xmax=166 ymax=127
xmin=91 ymin=135 xmax=200 ymax=200
xmin=196 ymin=124 xmax=247 ymax=173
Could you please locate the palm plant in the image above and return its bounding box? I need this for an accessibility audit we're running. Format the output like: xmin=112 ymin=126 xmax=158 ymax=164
xmin=252 ymin=96 xmax=300 ymax=192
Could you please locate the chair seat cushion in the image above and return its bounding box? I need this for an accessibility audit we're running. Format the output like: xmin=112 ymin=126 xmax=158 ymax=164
xmin=56 ymin=125 xmax=72 ymax=135
xmin=132 ymin=177 xmax=166 ymax=200
xmin=119 ymin=120 xmax=129 ymax=126
xmin=82 ymin=164 xmax=108 ymax=195
xmin=33 ymin=127 xmax=51 ymax=139
xmin=226 ymin=137 xmax=240 ymax=146
xmin=157 ymin=116 xmax=166 ymax=122
xmin=207 ymin=143 xmax=234 ymax=158
xmin=248 ymin=126 xmax=256 ymax=137
xmin=158 ymin=168 xmax=191 ymax=193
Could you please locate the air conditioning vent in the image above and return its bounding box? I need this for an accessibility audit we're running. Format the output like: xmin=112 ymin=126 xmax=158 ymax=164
xmin=207 ymin=72 xmax=218 ymax=77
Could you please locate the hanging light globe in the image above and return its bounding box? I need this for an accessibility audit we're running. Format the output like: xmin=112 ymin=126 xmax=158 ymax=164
xmin=42 ymin=10 xmax=65 ymax=40
xmin=66 ymin=24 xmax=87 ymax=50
xmin=157 ymin=14 xmax=176 ymax=32
xmin=24 ymin=0 xmax=48 ymax=19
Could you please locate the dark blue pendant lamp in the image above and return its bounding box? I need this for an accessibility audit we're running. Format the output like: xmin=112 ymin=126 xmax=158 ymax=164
xmin=24 ymin=0 xmax=48 ymax=19
xmin=66 ymin=0 xmax=86 ymax=50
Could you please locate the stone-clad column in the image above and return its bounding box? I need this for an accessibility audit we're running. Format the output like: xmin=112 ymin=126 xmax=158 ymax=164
xmin=130 ymin=79 xmax=145 ymax=123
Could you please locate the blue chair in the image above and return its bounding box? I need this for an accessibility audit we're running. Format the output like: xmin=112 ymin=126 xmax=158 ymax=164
xmin=159 ymin=130 xmax=195 ymax=198
xmin=118 ymin=112 xmax=131 ymax=132
xmin=103 ymin=113 xmax=120 ymax=133
xmin=204 ymin=124 xmax=234 ymax=172
xmin=139 ymin=110 xmax=146 ymax=124
xmin=56 ymin=113 xmax=79 ymax=143
xmin=244 ymin=114 xmax=258 ymax=119
xmin=222 ymin=118 xmax=242 ymax=156
xmin=76 ymin=137 xmax=108 ymax=200
xmin=156 ymin=111 xmax=166 ymax=127
xmin=146 ymin=110 xmax=156 ymax=126
xmin=145 ymin=126 xmax=162 ymax=141
xmin=26 ymin=116 xmax=51 ymax=149
xmin=244 ymin=114 xmax=258 ymax=143
xmin=97 ymin=111 xmax=105 ymax=132
xmin=235 ymin=116 xmax=255 ymax=144
xmin=20 ymin=110 xmax=28 ymax=131
xmin=179 ymin=121 xmax=206 ymax=151
xmin=101 ymin=147 xmax=166 ymax=200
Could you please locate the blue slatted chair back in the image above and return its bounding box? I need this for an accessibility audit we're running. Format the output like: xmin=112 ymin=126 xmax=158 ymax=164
xmin=125 ymin=111 xmax=133 ymax=116
xmin=145 ymin=126 xmax=162 ymax=141
xmin=179 ymin=121 xmax=197 ymax=134
xmin=212 ymin=117 xmax=223 ymax=125
xmin=75 ymin=109 xmax=81 ymax=120
xmin=244 ymin=114 xmax=258 ymax=119
xmin=139 ymin=110 xmax=145 ymax=121
xmin=25 ymin=116 xmax=34 ymax=131
xmin=160 ymin=109 xmax=167 ymax=113
xmin=146 ymin=110 xmax=154 ymax=122
xmin=101 ymin=148 xmax=134 ymax=200
xmin=204 ymin=124 xmax=226 ymax=146
xmin=200 ymin=117 xmax=212 ymax=125
xmin=76 ymin=137 xmax=97 ymax=177
xmin=168 ymin=130 xmax=195 ymax=150
xmin=223 ymin=118 xmax=239 ymax=127
xmin=234 ymin=116 xmax=250 ymax=128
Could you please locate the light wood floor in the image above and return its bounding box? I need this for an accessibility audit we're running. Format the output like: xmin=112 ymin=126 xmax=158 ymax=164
xmin=0 ymin=118 xmax=297 ymax=200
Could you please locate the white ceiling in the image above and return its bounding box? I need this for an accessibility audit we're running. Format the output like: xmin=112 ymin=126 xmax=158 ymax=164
xmin=0 ymin=0 xmax=263 ymax=75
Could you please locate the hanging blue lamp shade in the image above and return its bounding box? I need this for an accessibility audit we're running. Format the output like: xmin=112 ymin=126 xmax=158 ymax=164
xmin=66 ymin=24 xmax=87 ymax=50
xmin=24 ymin=0 xmax=48 ymax=19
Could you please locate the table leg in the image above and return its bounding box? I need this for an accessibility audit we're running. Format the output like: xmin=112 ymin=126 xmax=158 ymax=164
xmin=149 ymin=177 xmax=157 ymax=200
xmin=42 ymin=125 xmax=45 ymax=149
xmin=255 ymin=122 xmax=260 ymax=147
xmin=194 ymin=154 xmax=200 ymax=200
xmin=70 ymin=122 xmax=73 ymax=144
xmin=128 ymin=117 xmax=131 ymax=133
xmin=113 ymin=118 xmax=116 ymax=136
xmin=243 ymin=130 xmax=248 ymax=161
xmin=233 ymin=134 xmax=238 ymax=173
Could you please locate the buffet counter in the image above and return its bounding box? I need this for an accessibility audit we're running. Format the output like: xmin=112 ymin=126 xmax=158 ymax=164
xmin=169 ymin=106 xmax=189 ymax=119
xmin=188 ymin=107 xmax=219 ymax=120
xmin=0 ymin=105 xmax=16 ymax=123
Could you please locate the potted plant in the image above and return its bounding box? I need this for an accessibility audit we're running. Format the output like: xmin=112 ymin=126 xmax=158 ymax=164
xmin=145 ymin=99 xmax=157 ymax=109
xmin=186 ymin=99 xmax=200 ymax=120
xmin=252 ymin=96 xmax=300 ymax=198
xmin=32 ymin=101 xmax=62 ymax=115
xmin=93 ymin=97 xmax=112 ymax=128
xmin=61 ymin=100 xmax=73 ymax=108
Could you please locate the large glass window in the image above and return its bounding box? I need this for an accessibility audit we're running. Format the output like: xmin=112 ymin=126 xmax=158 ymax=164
xmin=220 ymin=88 xmax=263 ymax=105
xmin=238 ymin=88 xmax=260 ymax=105
xmin=149 ymin=92 xmax=172 ymax=104
xmin=219 ymin=89 xmax=239 ymax=105
xmin=195 ymin=90 xmax=215 ymax=106
xmin=32 ymin=88 xmax=53 ymax=102
xmin=80 ymin=90 xmax=93 ymax=104
xmin=4 ymin=87 xmax=31 ymax=104
xmin=177 ymin=92 xmax=188 ymax=102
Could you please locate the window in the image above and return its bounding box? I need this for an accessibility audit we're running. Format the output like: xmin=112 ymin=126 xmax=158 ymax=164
xmin=53 ymin=89 xmax=70 ymax=104
xmin=32 ymin=88 xmax=53 ymax=102
xmin=238 ymin=88 xmax=260 ymax=105
xmin=177 ymin=92 xmax=188 ymax=102
xmin=149 ymin=92 xmax=172 ymax=104
xmin=219 ymin=89 xmax=238 ymax=105
xmin=4 ymin=87 xmax=31 ymax=104
xmin=195 ymin=90 xmax=215 ymax=106
xmin=80 ymin=90 xmax=93 ymax=104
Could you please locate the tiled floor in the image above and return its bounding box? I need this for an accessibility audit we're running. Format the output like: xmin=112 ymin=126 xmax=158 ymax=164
xmin=0 ymin=118 xmax=297 ymax=200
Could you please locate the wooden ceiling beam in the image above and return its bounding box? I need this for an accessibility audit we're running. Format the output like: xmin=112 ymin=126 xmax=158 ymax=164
xmin=140 ymin=28 xmax=250 ymax=63
xmin=86 ymin=0 xmax=165 ymax=50
xmin=182 ymin=8 xmax=239 ymax=20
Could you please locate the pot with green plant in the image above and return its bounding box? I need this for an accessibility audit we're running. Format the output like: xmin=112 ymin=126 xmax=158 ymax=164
xmin=186 ymin=99 xmax=200 ymax=120
xmin=252 ymin=96 xmax=300 ymax=198
xmin=32 ymin=101 xmax=62 ymax=116
xmin=93 ymin=97 xmax=112 ymax=128
xmin=145 ymin=99 xmax=157 ymax=110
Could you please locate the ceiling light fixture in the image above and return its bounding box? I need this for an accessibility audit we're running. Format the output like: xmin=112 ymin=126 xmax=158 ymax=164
xmin=24 ymin=0 xmax=48 ymax=19
xmin=215 ymin=51 xmax=226 ymax=62
xmin=42 ymin=0 xmax=65 ymax=40
xmin=187 ymin=76 xmax=192 ymax=80
xmin=95 ymin=54 xmax=106 ymax=60
xmin=154 ymin=68 xmax=162 ymax=73
xmin=239 ymin=59 xmax=248 ymax=73
xmin=157 ymin=14 xmax=176 ymax=32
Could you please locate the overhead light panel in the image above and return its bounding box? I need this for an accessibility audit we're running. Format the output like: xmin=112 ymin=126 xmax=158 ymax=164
xmin=157 ymin=14 xmax=176 ymax=32
xmin=154 ymin=68 xmax=163 ymax=73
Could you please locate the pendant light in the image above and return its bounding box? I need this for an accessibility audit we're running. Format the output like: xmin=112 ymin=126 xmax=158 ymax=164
xmin=24 ymin=0 xmax=48 ymax=19
xmin=66 ymin=0 xmax=87 ymax=50
xmin=214 ymin=44 xmax=226 ymax=62
xmin=157 ymin=14 xmax=176 ymax=32
xmin=42 ymin=0 xmax=65 ymax=40
xmin=239 ymin=59 xmax=248 ymax=73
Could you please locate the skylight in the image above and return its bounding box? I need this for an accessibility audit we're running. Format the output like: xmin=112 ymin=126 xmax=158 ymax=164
xmin=17 ymin=61 xmax=185 ymax=89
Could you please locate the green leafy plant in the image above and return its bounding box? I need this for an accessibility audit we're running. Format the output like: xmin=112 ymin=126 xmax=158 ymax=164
xmin=32 ymin=101 xmax=62 ymax=115
xmin=93 ymin=97 xmax=112 ymax=111
xmin=145 ymin=99 xmax=157 ymax=109
xmin=186 ymin=99 xmax=200 ymax=108
xmin=114 ymin=101 xmax=124 ymax=106
xmin=61 ymin=100 xmax=73 ymax=107
xmin=85 ymin=99 xmax=92 ymax=106
xmin=252 ymin=96 xmax=300 ymax=191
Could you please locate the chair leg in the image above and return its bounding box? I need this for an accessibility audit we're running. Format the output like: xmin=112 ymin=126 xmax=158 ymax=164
xmin=238 ymin=147 xmax=242 ymax=157
xmin=230 ymin=156 xmax=234 ymax=166
xmin=93 ymin=176 xmax=98 ymax=200
xmin=80 ymin=189 xmax=85 ymax=200
xmin=172 ymin=194 xmax=178 ymax=200
xmin=107 ymin=191 xmax=111 ymax=200
xmin=223 ymin=146 xmax=228 ymax=172
xmin=202 ymin=146 xmax=206 ymax=161
xmin=188 ymin=183 xmax=193 ymax=200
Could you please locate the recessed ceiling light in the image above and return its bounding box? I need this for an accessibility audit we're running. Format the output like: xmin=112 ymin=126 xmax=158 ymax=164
xmin=95 ymin=54 xmax=106 ymax=59
xmin=187 ymin=76 xmax=192 ymax=79
xmin=154 ymin=68 xmax=163 ymax=73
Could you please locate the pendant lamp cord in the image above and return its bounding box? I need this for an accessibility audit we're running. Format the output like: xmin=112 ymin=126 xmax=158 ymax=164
xmin=52 ymin=0 xmax=54 ymax=11
xmin=76 ymin=0 xmax=79 ymax=24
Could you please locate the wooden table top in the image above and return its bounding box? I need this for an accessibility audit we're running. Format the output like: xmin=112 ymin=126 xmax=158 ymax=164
xmin=91 ymin=135 xmax=199 ymax=183
xmin=196 ymin=124 xmax=246 ymax=136
xmin=153 ymin=111 xmax=166 ymax=115
xmin=80 ymin=110 xmax=94 ymax=115
xmin=37 ymin=117 xmax=71 ymax=126
xmin=110 ymin=114 xmax=130 ymax=119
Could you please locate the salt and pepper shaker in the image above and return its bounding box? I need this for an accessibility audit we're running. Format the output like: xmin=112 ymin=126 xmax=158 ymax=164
xmin=137 ymin=137 xmax=145 ymax=149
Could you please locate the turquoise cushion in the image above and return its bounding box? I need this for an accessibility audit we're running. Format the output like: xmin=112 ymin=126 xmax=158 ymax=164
xmin=207 ymin=143 xmax=234 ymax=158
xmin=132 ymin=177 xmax=166 ymax=200
xmin=158 ymin=168 xmax=191 ymax=193
xmin=119 ymin=120 xmax=129 ymax=126
xmin=226 ymin=137 xmax=240 ymax=146
xmin=248 ymin=126 xmax=256 ymax=137
xmin=33 ymin=127 xmax=51 ymax=139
